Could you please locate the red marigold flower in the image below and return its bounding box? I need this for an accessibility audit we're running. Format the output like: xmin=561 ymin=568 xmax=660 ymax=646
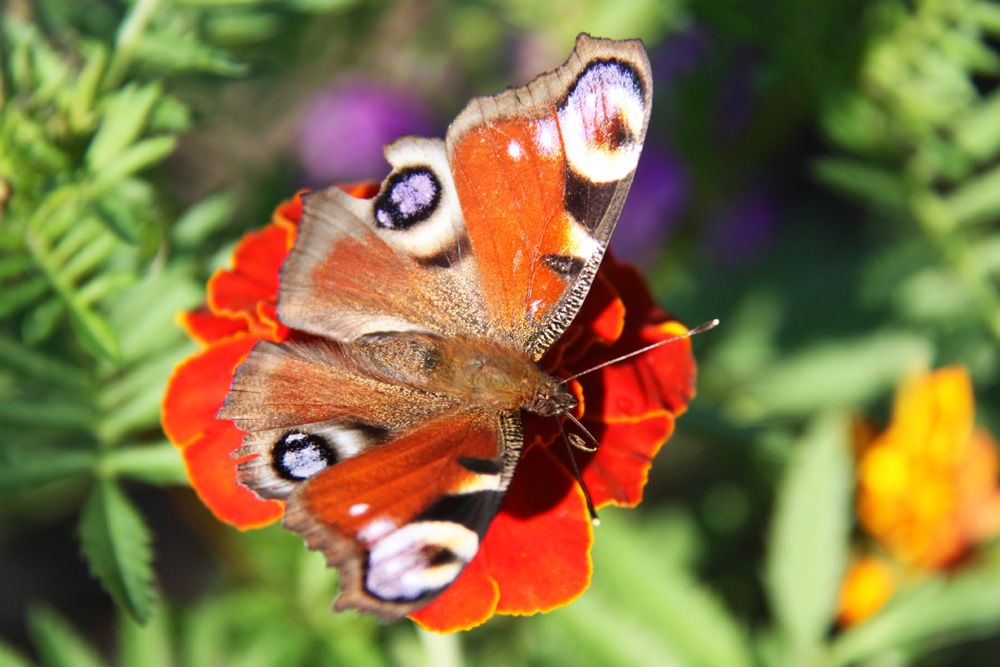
xmin=161 ymin=190 xmax=698 ymax=632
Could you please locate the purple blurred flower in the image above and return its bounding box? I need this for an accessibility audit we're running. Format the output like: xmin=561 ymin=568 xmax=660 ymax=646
xmin=297 ymin=81 xmax=437 ymax=186
xmin=612 ymin=145 xmax=688 ymax=267
xmin=654 ymin=26 xmax=711 ymax=82
xmin=705 ymin=188 xmax=779 ymax=264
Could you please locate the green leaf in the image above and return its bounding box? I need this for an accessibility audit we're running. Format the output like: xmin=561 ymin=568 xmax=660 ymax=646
xmin=764 ymin=414 xmax=853 ymax=663
xmin=148 ymin=93 xmax=192 ymax=132
xmin=21 ymin=298 xmax=65 ymax=345
xmin=0 ymin=277 xmax=47 ymax=318
xmin=204 ymin=12 xmax=283 ymax=46
xmin=953 ymin=90 xmax=1000 ymax=162
xmin=103 ymin=443 xmax=187 ymax=487
xmin=46 ymin=216 xmax=104 ymax=269
xmin=812 ymin=158 xmax=909 ymax=214
xmin=78 ymin=479 xmax=157 ymax=624
xmin=0 ymin=254 xmax=32 ymax=281
xmin=540 ymin=590 xmax=685 ymax=667
xmin=829 ymin=568 xmax=1000 ymax=667
xmin=94 ymin=189 xmax=147 ymax=245
xmin=118 ymin=604 xmax=171 ymax=667
xmin=27 ymin=606 xmax=107 ymax=667
xmin=68 ymin=42 xmax=108 ymax=131
xmin=178 ymin=600 xmax=228 ymax=667
xmin=0 ymin=333 xmax=88 ymax=389
xmin=0 ymin=448 xmax=95 ymax=500
xmin=87 ymin=136 xmax=177 ymax=198
xmin=894 ymin=266 xmax=977 ymax=323
xmin=945 ymin=162 xmax=1000 ymax=227
xmin=86 ymin=83 xmax=162 ymax=171
xmin=978 ymin=0 xmax=1000 ymax=33
xmin=67 ymin=303 xmax=122 ymax=364
xmin=0 ymin=399 xmax=93 ymax=431
xmin=57 ymin=231 xmax=119 ymax=284
xmin=97 ymin=351 xmax=186 ymax=441
xmin=76 ymin=270 xmax=137 ymax=308
xmin=728 ymin=331 xmax=931 ymax=422
xmin=171 ymin=191 xmax=236 ymax=249
xmin=581 ymin=510 xmax=755 ymax=667
xmin=173 ymin=0 xmax=281 ymax=6
xmin=131 ymin=33 xmax=249 ymax=77
xmin=105 ymin=267 xmax=202 ymax=362
xmin=0 ymin=638 xmax=35 ymax=667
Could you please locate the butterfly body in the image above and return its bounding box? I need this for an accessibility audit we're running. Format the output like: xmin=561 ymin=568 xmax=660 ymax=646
xmin=346 ymin=331 xmax=573 ymax=416
xmin=219 ymin=34 xmax=653 ymax=621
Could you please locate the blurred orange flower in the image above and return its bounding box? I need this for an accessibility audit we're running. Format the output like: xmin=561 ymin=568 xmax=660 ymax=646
xmin=161 ymin=188 xmax=698 ymax=632
xmin=836 ymin=555 xmax=896 ymax=627
xmin=838 ymin=366 xmax=1000 ymax=625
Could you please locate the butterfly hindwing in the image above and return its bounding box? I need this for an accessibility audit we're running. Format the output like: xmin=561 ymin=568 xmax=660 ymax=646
xmin=219 ymin=335 xmax=458 ymax=500
xmin=221 ymin=334 xmax=525 ymax=620
xmin=283 ymin=410 xmax=523 ymax=621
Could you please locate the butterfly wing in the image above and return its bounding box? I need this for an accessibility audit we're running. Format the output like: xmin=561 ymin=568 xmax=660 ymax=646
xmin=219 ymin=336 xmax=523 ymax=620
xmin=447 ymin=33 xmax=652 ymax=358
xmin=278 ymin=136 xmax=490 ymax=342
xmin=286 ymin=410 xmax=522 ymax=620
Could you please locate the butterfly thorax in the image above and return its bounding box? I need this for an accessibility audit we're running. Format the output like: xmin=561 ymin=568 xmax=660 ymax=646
xmin=348 ymin=331 xmax=577 ymax=417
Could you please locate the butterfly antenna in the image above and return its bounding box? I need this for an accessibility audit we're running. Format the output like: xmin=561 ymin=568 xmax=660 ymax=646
xmin=557 ymin=417 xmax=600 ymax=526
xmin=561 ymin=318 xmax=719 ymax=384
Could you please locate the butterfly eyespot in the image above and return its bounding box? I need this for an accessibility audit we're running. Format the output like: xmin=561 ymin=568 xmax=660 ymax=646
xmin=365 ymin=521 xmax=479 ymax=601
xmin=374 ymin=167 xmax=442 ymax=230
xmin=422 ymin=544 xmax=461 ymax=567
xmin=272 ymin=431 xmax=338 ymax=481
xmin=558 ymin=59 xmax=647 ymax=183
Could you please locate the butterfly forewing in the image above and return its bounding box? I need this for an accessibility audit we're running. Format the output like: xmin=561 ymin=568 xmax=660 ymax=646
xmin=277 ymin=138 xmax=490 ymax=343
xmin=447 ymin=34 xmax=652 ymax=358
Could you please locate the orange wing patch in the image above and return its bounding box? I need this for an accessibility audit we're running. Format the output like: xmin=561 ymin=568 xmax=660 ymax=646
xmin=450 ymin=115 xmax=586 ymax=342
xmin=298 ymin=413 xmax=502 ymax=540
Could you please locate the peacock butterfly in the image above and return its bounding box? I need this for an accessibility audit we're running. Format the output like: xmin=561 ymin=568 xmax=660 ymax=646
xmin=219 ymin=34 xmax=661 ymax=621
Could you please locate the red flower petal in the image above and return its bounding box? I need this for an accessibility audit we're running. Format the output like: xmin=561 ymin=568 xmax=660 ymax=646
xmin=207 ymin=223 xmax=292 ymax=325
xmin=581 ymin=415 xmax=674 ymax=507
xmin=183 ymin=424 xmax=283 ymax=528
xmin=410 ymin=444 xmax=593 ymax=631
xmin=178 ymin=307 xmax=248 ymax=345
xmin=336 ymin=181 xmax=382 ymax=200
xmin=578 ymin=322 xmax=694 ymax=508
xmin=163 ymin=335 xmax=258 ymax=446
xmin=254 ymin=301 xmax=288 ymax=342
xmin=542 ymin=267 xmax=625 ymax=372
xmin=602 ymin=255 xmax=667 ymax=324
xmin=162 ymin=334 xmax=282 ymax=527
xmin=490 ymin=445 xmax=593 ymax=614
xmin=274 ymin=194 xmax=305 ymax=226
